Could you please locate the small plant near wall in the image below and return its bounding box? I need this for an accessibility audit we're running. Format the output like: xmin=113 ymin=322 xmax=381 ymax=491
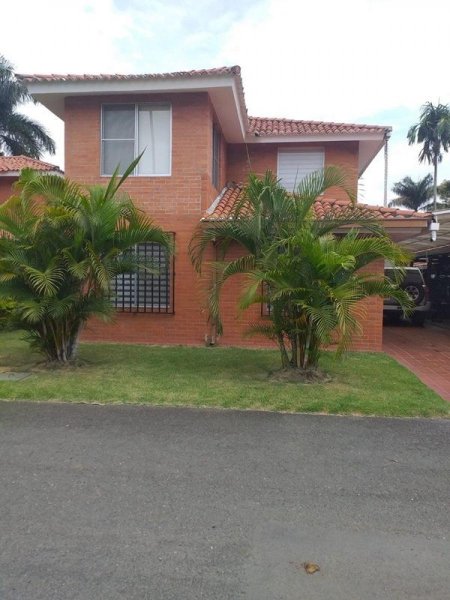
xmin=0 ymin=297 xmax=16 ymax=330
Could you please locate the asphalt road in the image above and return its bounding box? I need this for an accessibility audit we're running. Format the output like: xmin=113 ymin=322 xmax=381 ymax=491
xmin=1 ymin=402 xmax=449 ymax=600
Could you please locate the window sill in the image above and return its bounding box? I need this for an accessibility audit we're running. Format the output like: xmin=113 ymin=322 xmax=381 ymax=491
xmin=100 ymin=174 xmax=172 ymax=178
xmin=115 ymin=308 xmax=174 ymax=315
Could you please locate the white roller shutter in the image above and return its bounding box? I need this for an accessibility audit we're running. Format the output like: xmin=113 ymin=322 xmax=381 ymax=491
xmin=277 ymin=149 xmax=324 ymax=191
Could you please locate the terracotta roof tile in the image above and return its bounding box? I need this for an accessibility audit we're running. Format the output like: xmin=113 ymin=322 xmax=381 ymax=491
xmin=18 ymin=66 xmax=242 ymax=84
xmin=248 ymin=117 xmax=390 ymax=136
xmin=203 ymin=184 xmax=428 ymax=222
xmin=19 ymin=65 xmax=249 ymax=134
xmin=0 ymin=155 xmax=62 ymax=174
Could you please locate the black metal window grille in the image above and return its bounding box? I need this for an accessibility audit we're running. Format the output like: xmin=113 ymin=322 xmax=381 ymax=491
xmin=212 ymin=125 xmax=221 ymax=189
xmin=112 ymin=241 xmax=174 ymax=313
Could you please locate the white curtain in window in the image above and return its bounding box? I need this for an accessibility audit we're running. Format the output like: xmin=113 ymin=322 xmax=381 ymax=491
xmin=138 ymin=105 xmax=170 ymax=175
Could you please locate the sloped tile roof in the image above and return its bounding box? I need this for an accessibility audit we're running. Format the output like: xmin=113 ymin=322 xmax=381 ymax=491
xmin=203 ymin=183 xmax=429 ymax=222
xmin=248 ymin=117 xmax=390 ymax=136
xmin=0 ymin=155 xmax=62 ymax=174
xmin=19 ymin=66 xmax=249 ymax=135
xmin=18 ymin=66 xmax=242 ymax=84
xmin=19 ymin=66 xmax=389 ymax=139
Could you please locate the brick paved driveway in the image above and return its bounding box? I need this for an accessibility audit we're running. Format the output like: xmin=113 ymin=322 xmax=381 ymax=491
xmin=383 ymin=324 xmax=450 ymax=401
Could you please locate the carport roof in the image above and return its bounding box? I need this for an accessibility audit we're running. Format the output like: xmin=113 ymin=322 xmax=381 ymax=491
xmin=401 ymin=209 xmax=450 ymax=256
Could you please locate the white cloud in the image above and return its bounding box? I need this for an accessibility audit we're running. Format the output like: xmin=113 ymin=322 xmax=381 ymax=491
xmin=3 ymin=1 xmax=134 ymax=74
xmin=219 ymin=0 xmax=450 ymax=203
xmin=2 ymin=0 xmax=137 ymax=168
xmin=220 ymin=0 xmax=449 ymax=120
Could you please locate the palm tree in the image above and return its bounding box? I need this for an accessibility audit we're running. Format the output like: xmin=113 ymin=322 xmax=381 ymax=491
xmin=190 ymin=169 xmax=411 ymax=371
xmin=389 ymin=175 xmax=433 ymax=211
xmin=407 ymin=102 xmax=450 ymax=210
xmin=0 ymin=158 xmax=171 ymax=362
xmin=190 ymin=168 xmax=360 ymax=331
xmin=0 ymin=55 xmax=55 ymax=158
xmin=437 ymin=179 xmax=450 ymax=206
xmin=241 ymin=228 xmax=410 ymax=371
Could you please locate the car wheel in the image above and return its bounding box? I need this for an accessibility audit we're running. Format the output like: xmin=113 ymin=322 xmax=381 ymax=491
xmin=404 ymin=283 xmax=425 ymax=304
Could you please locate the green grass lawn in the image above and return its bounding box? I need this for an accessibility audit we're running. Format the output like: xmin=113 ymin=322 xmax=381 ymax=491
xmin=0 ymin=331 xmax=448 ymax=417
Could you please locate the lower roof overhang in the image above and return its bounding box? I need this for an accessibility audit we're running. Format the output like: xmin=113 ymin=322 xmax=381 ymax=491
xmin=244 ymin=132 xmax=387 ymax=177
xmin=24 ymin=75 xmax=248 ymax=143
xmin=330 ymin=219 xmax=429 ymax=246
xmin=399 ymin=210 xmax=450 ymax=256
xmin=382 ymin=218 xmax=430 ymax=243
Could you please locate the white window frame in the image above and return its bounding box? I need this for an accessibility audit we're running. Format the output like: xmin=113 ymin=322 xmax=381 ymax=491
xmin=100 ymin=102 xmax=172 ymax=177
xmin=277 ymin=147 xmax=325 ymax=191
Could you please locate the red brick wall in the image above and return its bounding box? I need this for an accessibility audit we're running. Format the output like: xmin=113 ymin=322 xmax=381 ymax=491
xmin=214 ymin=248 xmax=384 ymax=352
xmin=64 ymin=93 xmax=381 ymax=351
xmin=226 ymin=141 xmax=359 ymax=201
xmin=216 ymin=139 xmax=381 ymax=351
xmin=65 ymin=92 xmax=217 ymax=345
xmin=0 ymin=177 xmax=16 ymax=204
xmin=347 ymin=260 xmax=384 ymax=352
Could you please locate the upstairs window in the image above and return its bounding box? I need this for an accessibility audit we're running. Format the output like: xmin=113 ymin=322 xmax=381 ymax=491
xmin=212 ymin=125 xmax=221 ymax=189
xmin=277 ymin=148 xmax=324 ymax=191
xmin=101 ymin=104 xmax=171 ymax=176
xmin=111 ymin=241 xmax=174 ymax=313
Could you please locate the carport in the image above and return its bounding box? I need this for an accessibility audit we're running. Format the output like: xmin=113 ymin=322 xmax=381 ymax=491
xmin=383 ymin=209 xmax=450 ymax=400
xmin=400 ymin=209 xmax=450 ymax=323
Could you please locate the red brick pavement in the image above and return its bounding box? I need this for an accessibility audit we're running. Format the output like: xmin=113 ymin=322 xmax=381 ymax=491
xmin=383 ymin=324 xmax=450 ymax=401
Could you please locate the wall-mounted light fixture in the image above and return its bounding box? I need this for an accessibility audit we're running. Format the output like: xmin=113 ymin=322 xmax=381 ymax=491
xmin=430 ymin=217 xmax=440 ymax=242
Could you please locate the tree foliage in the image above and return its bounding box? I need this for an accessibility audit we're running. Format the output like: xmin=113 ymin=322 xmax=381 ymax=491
xmin=389 ymin=175 xmax=433 ymax=211
xmin=407 ymin=102 xmax=450 ymax=209
xmin=437 ymin=179 xmax=450 ymax=205
xmin=0 ymin=158 xmax=171 ymax=362
xmin=0 ymin=55 xmax=55 ymax=158
xmin=190 ymin=170 xmax=412 ymax=371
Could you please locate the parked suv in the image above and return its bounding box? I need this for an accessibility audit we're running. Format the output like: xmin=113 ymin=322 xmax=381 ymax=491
xmin=383 ymin=267 xmax=430 ymax=326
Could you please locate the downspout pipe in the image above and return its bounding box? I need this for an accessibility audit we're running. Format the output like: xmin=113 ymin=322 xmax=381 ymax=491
xmin=383 ymin=131 xmax=391 ymax=208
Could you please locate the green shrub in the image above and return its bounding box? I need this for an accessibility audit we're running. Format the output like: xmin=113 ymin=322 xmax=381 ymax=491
xmin=0 ymin=298 xmax=17 ymax=330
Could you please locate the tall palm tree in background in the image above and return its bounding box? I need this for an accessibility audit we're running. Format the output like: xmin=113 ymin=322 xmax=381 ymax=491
xmin=407 ymin=102 xmax=450 ymax=210
xmin=389 ymin=174 xmax=433 ymax=211
xmin=0 ymin=55 xmax=55 ymax=158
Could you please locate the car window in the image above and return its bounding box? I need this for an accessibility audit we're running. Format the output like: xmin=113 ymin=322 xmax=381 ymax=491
xmin=405 ymin=270 xmax=424 ymax=284
xmin=385 ymin=269 xmax=424 ymax=284
xmin=385 ymin=269 xmax=396 ymax=282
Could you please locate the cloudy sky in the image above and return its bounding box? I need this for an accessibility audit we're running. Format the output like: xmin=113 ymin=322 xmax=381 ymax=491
xmin=2 ymin=0 xmax=450 ymax=204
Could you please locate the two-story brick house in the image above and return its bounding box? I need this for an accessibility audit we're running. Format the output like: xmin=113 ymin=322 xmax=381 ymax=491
xmin=21 ymin=66 xmax=428 ymax=351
